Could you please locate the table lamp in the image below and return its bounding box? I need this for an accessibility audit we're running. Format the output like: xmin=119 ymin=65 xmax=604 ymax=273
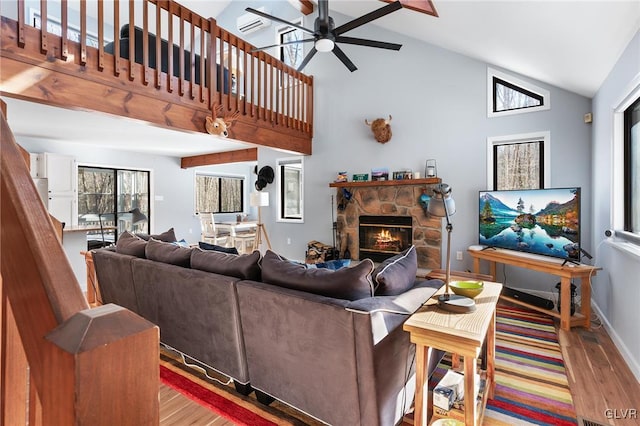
xmin=427 ymin=183 xmax=476 ymax=313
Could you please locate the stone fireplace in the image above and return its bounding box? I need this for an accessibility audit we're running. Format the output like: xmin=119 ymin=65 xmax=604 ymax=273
xmin=359 ymin=215 xmax=412 ymax=262
xmin=333 ymin=180 xmax=443 ymax=270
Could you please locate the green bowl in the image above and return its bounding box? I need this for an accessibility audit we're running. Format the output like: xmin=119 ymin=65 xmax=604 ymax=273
xmin=449 ymin=280 xmax=484 ymax=299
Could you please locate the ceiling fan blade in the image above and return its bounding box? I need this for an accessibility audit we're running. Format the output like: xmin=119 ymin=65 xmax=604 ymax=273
xmin=335 ymin=36 xmax=402 ymax=51
xmin=245 ymin=7 xmax=315 ymax=34
xmin=297 ymin=47 xmax=318 ymax=72
xmin=332 ymin=44 xmax=357 ymax=72
xmin=318 ymin=0 xmax=330 ymax=26
xmin=334 ymin=1 xmax=403 ymax=36
xmin=251 ymin=39 xmax=315 ymax=53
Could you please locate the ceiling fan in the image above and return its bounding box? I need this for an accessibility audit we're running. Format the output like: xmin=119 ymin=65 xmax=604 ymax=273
xmin=245 ymin=0 xmax=404 ymax=72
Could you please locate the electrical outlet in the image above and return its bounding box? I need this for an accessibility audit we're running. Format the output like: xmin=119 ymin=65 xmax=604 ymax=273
xmin=188 ymin=228 xmax=193 ymax=234
xmin=287 ymin=238 xmax=291 ymax=245
xmin=456 ymin=251 xmax=463 ymax=261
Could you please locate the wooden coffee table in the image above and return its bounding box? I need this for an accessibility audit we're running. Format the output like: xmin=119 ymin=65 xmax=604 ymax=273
xmin=403 ymin=280 xmax=502 ymax=426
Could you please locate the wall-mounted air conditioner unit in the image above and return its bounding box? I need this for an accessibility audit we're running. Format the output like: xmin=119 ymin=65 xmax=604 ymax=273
xmin=237 ymin=7 xmax=271 ymax=35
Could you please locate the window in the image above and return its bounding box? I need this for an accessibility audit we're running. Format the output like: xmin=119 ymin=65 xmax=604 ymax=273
xmin=277 ymin=157 xmax=303 ymax=222
xmin=276 ymin=19 xmax=304 ymax=69
xmin=487 ymin=132 xmax=550 ymax=190
xmin=195 ymin=174 xmax=244 ymax=214
xmin=77 ymin=166 xmax=150 ymax=239
xmin=624 ymin=96 xmax=640 ymax=233
xmin=488 ymin=68 xmax=550 ymax=117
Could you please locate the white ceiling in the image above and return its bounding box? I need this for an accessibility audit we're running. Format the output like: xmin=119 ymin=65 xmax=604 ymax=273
xmin=5 ymin=0 xmax=640 ymax=158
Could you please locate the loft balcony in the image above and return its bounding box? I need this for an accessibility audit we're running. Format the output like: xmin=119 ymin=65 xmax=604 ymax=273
xmin=0 ymin=0 xmax=314 ymax=165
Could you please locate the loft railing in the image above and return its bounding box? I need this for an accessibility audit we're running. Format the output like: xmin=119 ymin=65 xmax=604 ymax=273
xmin=2 ymin=0 xmax=313 ymax=140
xmin=0 ymin=104 xmax=160 ymax=425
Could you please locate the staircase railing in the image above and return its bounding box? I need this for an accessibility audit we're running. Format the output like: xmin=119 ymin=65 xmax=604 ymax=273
xmin=0 ymin=106 xmax=160 ymax=425
xmin=1 ymin=0 xmax=313 ymax=143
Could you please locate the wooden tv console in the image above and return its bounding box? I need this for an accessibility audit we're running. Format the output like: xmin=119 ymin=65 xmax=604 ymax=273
xmin=468 ymin=248 xmax=601 ymax=331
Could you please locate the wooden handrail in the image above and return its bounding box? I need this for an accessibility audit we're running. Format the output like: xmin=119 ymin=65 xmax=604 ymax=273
xmin=2 ymin=0 xmax=313 ymax=156
xmin=1 ymin=110 xmax=160 ymax=424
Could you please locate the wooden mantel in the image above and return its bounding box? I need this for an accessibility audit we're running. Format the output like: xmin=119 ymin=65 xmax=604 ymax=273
xmin=329 ymin=177 xmax=441 ymax=188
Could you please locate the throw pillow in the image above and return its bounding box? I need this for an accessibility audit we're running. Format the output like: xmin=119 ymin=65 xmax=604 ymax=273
xmin=198 ymin=241 xmax=239 ymax=255
xmin=115 ymin=231 xmax=147 ymax=258
xmin=145 ymin=238 xmax=191 ymax=267
xmin=190 ymin=249 xmax=261 ymax=281
xmin=136 ymin=227 xmax=177 ymax=243
xmin=261 ymin=250 xmax=374 ymax=301
xmin=373 ymin=245 xmax=418 ymax=296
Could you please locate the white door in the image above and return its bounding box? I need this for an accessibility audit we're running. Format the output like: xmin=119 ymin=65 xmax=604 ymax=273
xmin=48 ymin=195 xmax=76 ymax=227
xmin=45 ymin=153 xmax=77 ymax=196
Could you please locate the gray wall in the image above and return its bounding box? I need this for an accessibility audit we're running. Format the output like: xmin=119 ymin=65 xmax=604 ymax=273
xmin=591 ymin=29 xmax=640 ymax=380
xmin=218 ymin=2 xmax=593 ymax=288
xmin=13 ymin=136 xmax=256 ymax=244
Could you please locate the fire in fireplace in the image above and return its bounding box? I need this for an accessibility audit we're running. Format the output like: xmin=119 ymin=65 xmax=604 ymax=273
xmin=359 ymin=216 xmax=412 ymax=263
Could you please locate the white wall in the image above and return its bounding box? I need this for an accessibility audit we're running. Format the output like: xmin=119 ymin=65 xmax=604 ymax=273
xmin=591 ymin=29 xmax=640 ymax=381
xmin=218 ymin=3 xmax=593 ymax=286
xmin=13 ymin=136 xmax=256 ymax=244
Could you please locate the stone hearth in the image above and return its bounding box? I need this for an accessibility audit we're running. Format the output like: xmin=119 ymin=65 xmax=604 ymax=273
xmin=334 ymin=182 xmax=443 ymax=270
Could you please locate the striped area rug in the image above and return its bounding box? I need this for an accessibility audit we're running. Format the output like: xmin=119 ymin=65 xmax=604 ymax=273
xmin=484 ymin=305 xmax=577 ymax=425
xmin=161 ymin=304 xmax=577 ymax=425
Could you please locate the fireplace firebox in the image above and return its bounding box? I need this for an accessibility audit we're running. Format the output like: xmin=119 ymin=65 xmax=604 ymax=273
xmin=359 ymin=216 xmax=412 ymax=263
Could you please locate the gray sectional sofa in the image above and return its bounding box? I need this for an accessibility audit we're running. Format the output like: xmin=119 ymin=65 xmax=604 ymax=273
xmin=92 ymin=232 xmax=445 ymax=425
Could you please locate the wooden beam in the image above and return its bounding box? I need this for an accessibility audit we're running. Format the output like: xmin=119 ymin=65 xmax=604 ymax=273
xmin=181 ymin=147 xmax=258 ymax=168
xmin=382 ymin=0 xmax=438 ymax=17
xmin=289 ymin=0 xmax=314 ymax=15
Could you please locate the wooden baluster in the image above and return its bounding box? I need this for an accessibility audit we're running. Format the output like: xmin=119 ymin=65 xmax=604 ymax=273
xmin=220 ymin=32 xmax=226 ymax=109
xmin=270 ymin=57 xmax=275 ymax=124
xmin=114 ymin=0 xmax=120 ymax=76
xmin=128 ymin=2 xmax=134 ymax=80
xmin=79 ymin=0 xmax=87 ymax=65
xmin=98 ymin=0 xmax=104 ymax=70
xmin=142 ymin=1 xmax=149 ymax=85
xmin=234 ymin=38 xmax=239 ymax=112
xmin=40 ymin=0 xmax=48 ymax=54
xmin=189 ymin=16 xmax=195 ymax=99
xmin=178 ymin=9 xmax=185 ymax=96
xmin=167 ymin=12 xmax=173 ymax=93
xmin=307 ymin=76 xmax=313 ymax=134
xmin=258 ymin=53 xmax=263 ymax=120
xmin=17 ymin=0 xmax=25 ymax=47
xmin=155 ymin=3 xmax=161 ymax=88
xmin=199 ymin=24 xmax=206 ymax=103
xmin=242 ymin=42 xmax=248 ymax=115
xmin=207 ymin=18 xmax=217 ymax=110
xmin=61 ymin=0 xmax=68 ymax=60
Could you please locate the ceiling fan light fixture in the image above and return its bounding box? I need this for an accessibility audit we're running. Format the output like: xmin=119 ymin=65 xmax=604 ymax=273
xmin=315 ymin=38 xmax=334 ymax=52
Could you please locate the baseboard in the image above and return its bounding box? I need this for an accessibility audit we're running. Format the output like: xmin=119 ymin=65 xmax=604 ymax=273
xmin=592 ymin=301 xmax=640 ymax=382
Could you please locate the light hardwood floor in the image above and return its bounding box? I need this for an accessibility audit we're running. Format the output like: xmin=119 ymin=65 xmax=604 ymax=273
xmin=159 ymin=318 xmax=640 ymax=426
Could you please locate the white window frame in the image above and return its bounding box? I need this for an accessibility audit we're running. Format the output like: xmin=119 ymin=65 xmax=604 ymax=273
xmin=612 ymin=73 xmax=640 ymax=245
xmin=487 ymin=67 xmax=551 ymax=118
xmin=276 ymin=156 xmax=304 ymax=223
xmin=486 ymin=131 xmax=551 ymax=190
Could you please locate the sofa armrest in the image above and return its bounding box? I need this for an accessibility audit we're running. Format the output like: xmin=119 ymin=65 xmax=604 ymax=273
xmin=345 ymin=278 xmax=443 ymax=344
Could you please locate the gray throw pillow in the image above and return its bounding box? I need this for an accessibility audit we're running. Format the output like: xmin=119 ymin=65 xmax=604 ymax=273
xmin=190 ymin=249 xmax=261 ymax=281
xmin=115 ymin=231 xmax=147 ymax=258
xmin=136 ymin=227 xmax=177 ymax=243
xmin=373 ymin=245 xmax=418 ymax=296
xmin=261 ymin=250 xmax=374 ymax=301
xmin=145 ymin=238 xmax=191 ymax=267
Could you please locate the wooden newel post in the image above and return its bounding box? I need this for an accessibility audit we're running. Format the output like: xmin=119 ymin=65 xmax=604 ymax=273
xmin=46 ymin=304 xmax=160 ymax=426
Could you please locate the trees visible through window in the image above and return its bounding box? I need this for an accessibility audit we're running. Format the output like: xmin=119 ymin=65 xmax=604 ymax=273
xmin=278 ymin=19 xmax=304 ymax=70
xmin=487 ymin=132 xmax=549 ymax=190
xmin=487 ymin=68 xmax=550 ymax=117
xmin=624 ymin=96 xmax=640 ymax=233
xmin=195 ymin=174 xmax=244 ymax=214
xmin=77 ymin=166 xmax=150 ymax=239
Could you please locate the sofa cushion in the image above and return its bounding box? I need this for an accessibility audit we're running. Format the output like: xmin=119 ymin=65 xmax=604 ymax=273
xmin=136 ymin=227 xmax=177 ymax=243
xmin=373 ymin=245 xmax=418 ymax=296
xmin=115 ymin=231 xmax=147 ymax=258
xmin=261 ymin=250 xmax=374 ymax=301
xmin=191 ymin=248 xmax=261 ymax=281
xmin=145 ymin=238 xmax=191 ymax=267
xmin=198 ymin=241 xmax=239 ymax=255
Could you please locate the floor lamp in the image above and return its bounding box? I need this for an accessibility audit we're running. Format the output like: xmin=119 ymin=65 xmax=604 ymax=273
xmin=250 ymin=192 xmax=272 ymax=251
xmin=428 ymin=183 xmax=476 ymax=313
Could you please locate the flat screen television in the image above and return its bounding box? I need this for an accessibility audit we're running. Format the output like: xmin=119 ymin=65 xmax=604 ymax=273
xmin=479 ymin=187 xmax=581 ymax=261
